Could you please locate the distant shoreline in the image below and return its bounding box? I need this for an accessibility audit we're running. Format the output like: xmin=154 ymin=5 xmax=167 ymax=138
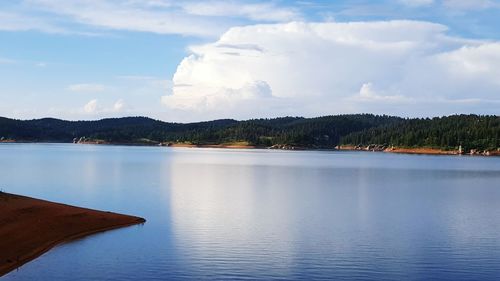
xmin=1 ymin=114 xmax=498 ymax=156
xmin=1 ymin=140 xmax=499 ymax=156
xmin=0 ymin=192 xmax=145 ymax=277
xmin=336 ymin=145 xmax=500 ymax=156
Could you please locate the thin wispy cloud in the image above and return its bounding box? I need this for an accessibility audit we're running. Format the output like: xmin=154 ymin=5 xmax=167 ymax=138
xmin=181 ymin=1 xmax=300 ymax=21
xmin=399 ymin=0 xmax=435 ymax=7
xmin=443 ymin=0 xmax=500 ymax=10
xmin=67 ymin=83 xmax=107 ymax=93
xmin=0 ymin=11 xmax=67 ymax=33
xmin=4 ymin=0 xmax=300 ymax=37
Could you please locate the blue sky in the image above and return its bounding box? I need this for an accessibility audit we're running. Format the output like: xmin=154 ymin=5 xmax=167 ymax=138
xmin=1 ymin=0 xmax=500 ymax=121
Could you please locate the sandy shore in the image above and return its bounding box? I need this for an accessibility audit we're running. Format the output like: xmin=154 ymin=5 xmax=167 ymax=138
xmin=384 ymin=147 xmax=458 ymax=155
xmin=0 ymin=192 xmax=145 ymax=277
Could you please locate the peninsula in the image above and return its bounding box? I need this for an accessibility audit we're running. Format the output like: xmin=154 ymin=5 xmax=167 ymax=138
xmin=0 ymin=192 xmax=145 ymax=277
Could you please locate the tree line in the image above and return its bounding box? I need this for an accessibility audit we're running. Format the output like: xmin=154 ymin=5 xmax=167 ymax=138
xmin=340 ymin=115 xmax=499 ymax=151
xmin=1 ymin=114 xmax=498 ymax=150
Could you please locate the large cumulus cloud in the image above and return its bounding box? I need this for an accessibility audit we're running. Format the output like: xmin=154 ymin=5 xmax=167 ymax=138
xmin=162 ymin=20 xmax=500 ymax=120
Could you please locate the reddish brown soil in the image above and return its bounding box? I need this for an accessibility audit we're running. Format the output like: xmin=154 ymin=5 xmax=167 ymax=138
xmin=0 ymin=192 xmax=145 ymax=276
xmin=337 ymin=145 xmax=459 ymax=155
xmin=384 ymin=147 xmax=458 ymax=155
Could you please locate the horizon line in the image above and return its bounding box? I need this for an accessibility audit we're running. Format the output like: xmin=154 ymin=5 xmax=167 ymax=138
xmin=1 ymin=113 xmax=498 ymax=124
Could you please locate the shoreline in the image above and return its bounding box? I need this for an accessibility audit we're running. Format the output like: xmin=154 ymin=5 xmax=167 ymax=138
xmin=1 ymin=141 xmax=499 ymax=157
xmin=0 ymin=192 xmax=145 ymax=277
xmin=336 ymin=145 xmax=500 ymax=156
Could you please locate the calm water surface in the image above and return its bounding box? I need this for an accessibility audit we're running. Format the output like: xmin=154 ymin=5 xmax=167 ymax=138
xmin=1 ymin=144 xmax=500 ymax=280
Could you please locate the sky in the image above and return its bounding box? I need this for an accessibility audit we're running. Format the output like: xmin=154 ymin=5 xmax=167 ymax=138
xmin=1 ymin=0 xmax=500 ymax=122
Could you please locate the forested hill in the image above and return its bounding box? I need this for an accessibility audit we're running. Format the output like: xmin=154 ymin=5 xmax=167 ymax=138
xmin=340 ymin=115 xmax=499 ymax=151
xmin=0 ymin=114 xmax=498 ymax=151
xmin=0 ymin=114 xmax=400 ymax=147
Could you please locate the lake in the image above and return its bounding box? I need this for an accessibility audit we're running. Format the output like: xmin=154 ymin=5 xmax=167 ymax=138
xmin=1 ymin=144 xmax=500 ymax=280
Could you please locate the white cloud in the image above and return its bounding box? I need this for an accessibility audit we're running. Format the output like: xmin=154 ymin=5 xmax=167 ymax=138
xmin=442 ymin=0 xmax=500 ymax=10
xmin=113 ymin=99 xmax=125 ymax=112
xmin=162 ymin=80 xmax=272 ymax=111
xmin=21 ymin=0 xmax=301 ymax=37
xmin=28 ymin=0 xmax=224 ymax=37
xmin=82 ymin=98 xmax=126 ymax=115
xmin=67 ymin=83 xmax=106 ymax=92
xmin=181 ymin=1 xmax=300 ymax=21
xmin=354 ymin=83 xmax=413 ymax=103
xmin=162 ymin=21 xmax=500 ymax=120
xmin=434 ymin=43 xmax=500 ymax=95
xmin=438 ymin=44 xmax=500 ymax=77
xmin=0 ymin=11 xmax=68 ymax=33
xmin=83 ymin=99 xmax=98 ymax=113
